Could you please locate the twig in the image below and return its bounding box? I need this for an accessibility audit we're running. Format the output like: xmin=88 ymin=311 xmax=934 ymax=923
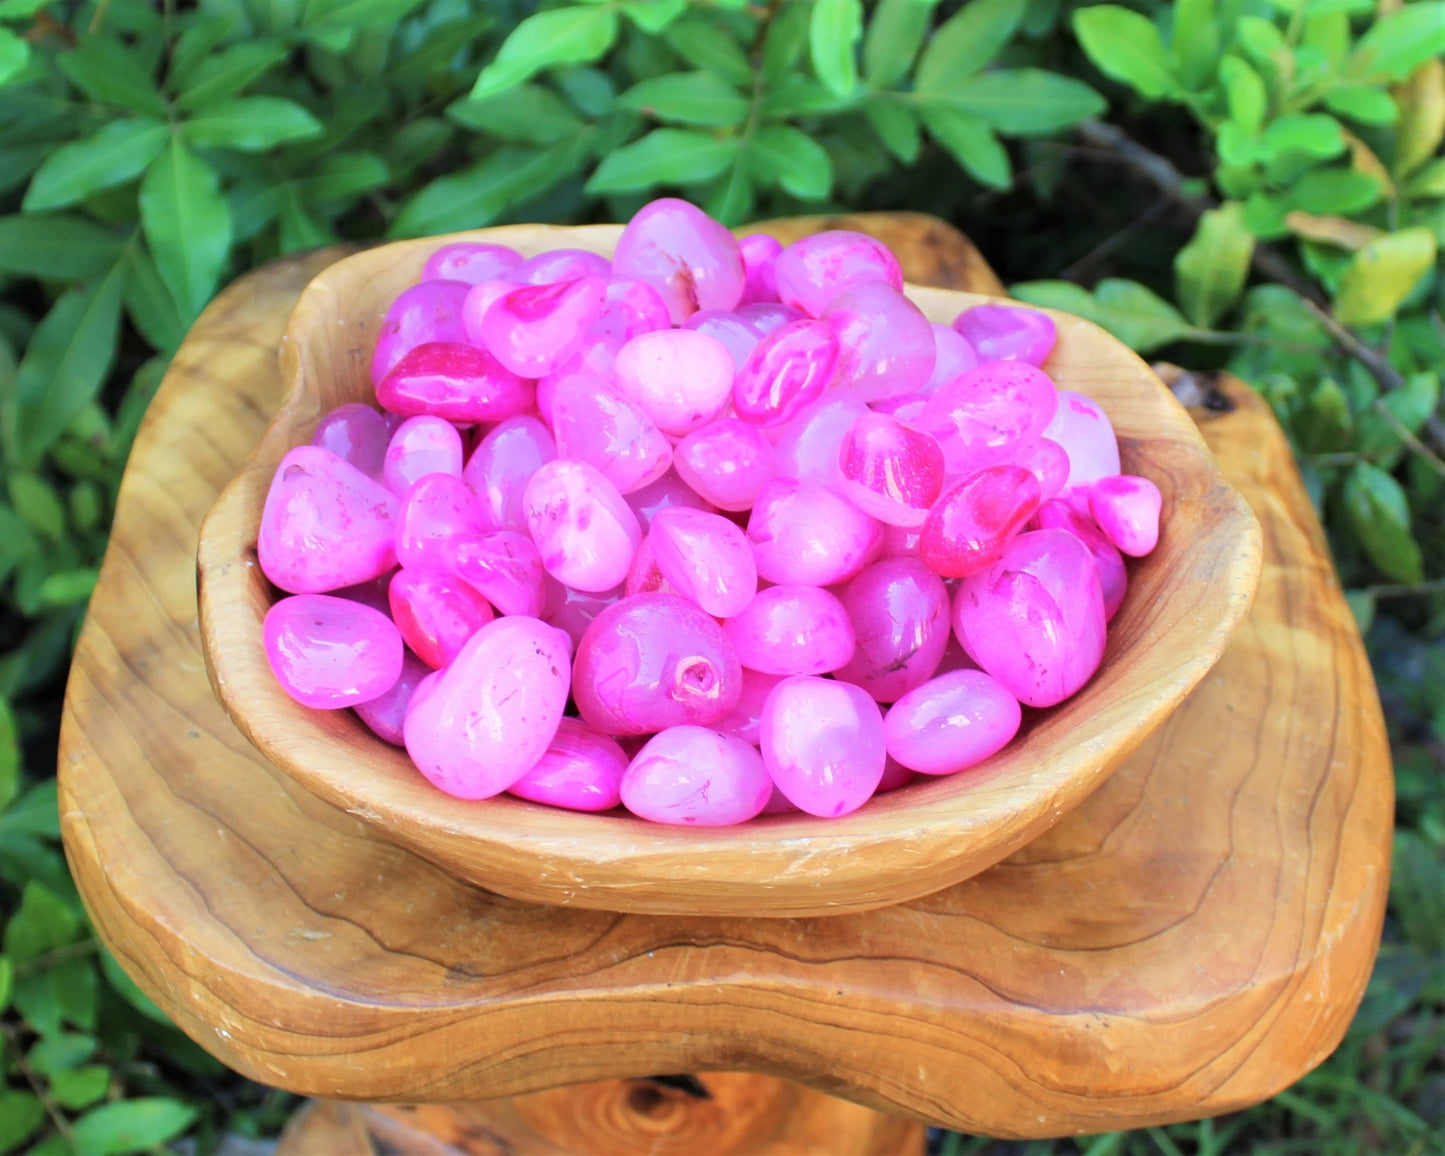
xmin=1361 ymin=577 xmax=1445 ymax=600
xmin=1300 ymin=299 xmax=1408 ymax=390
xmin=13 ymin=939 xmax=99 ymax=980
xmin=1371 ymin=398 xmax=1445 ymax=478
xmin=1 ymin=1023 xmax=76 ymax=1144
xmin=1058 ymin=198 xmax=1171 ymax=282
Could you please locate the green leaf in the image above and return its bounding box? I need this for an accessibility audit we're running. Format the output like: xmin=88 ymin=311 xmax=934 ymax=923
xmin=746 ymin=124 xmax=833 ymax=199
xmin=1261 ymin=113 xmax=1345 ymax=159
xmin=760 ymin=75 xmax=859 ymax=118
xmin=1359 ymin=371 xmax=1441 ymax=464
xmin=71 ymin=1098 xmax=198 ymax=1156
xmin=1171 ymin=0 xmax=1219 ymax=90
xmin=618 ymin=72 xmax=749 ymax=127
xmin=810 ymin=0 xmax=863 ymax=97
xmin=1344 ymin=462 xmax=1424 ymax=583
xmin=22 ymin=119 xmax=169 ymax=212
xmin=166 ymin=15 xmax=238 ymax=95
xmin=0 ymin=214 xmax=123 ymax=281
xmin=140 ymin=141 xmax=233 ymax=322
xmin=28 ymin=1033 xmax=97 ymax=1076
xmin=1242 ymin=189 xmax=1291 ymax=238
xmin=1219 ymin=55 xmax=1267 ymax=133
xmin=0 ymin=28 xmax=29 ymax=85
xmin=664 ymin=18 xmax=753 ymax=88
xmin=864 ymin=0 xmax=941 ymax=88
xmin=13 ymin=269 xmax=124 ymax=467
xmin=1010 ymin=278 xmax=1194 ymax=352
xmin=49 ymin=957 xmax=97 ymax=1031
xmin=586 ymin=128 xmax=737 ymax=193
xmin=183 ymin=97 xmax=323 ymax=151
xmin=1235 ymin=15 xmax=1285 ymax=63
xmin=4 ymin=882 xmax=79 ymax=967
xmin=1350 ymin=2 xmax=1445 ymax=82
xmin=1405 ymin=157 xmax=1445 ymax=199
xmin=622 ymin=0 xmax=686 ymax=35
xmin=470 ymin=7 xmax=619 ymax=101
xmin=916 ymin=0 xmax=1025 ymax=93
xmin=762 ymin=1 xmax=810 ymax=85
xmin=1289 ymin=167 xmax=1382 ymax=214
xmin=863 ymin=94 xmax=921 ymax=163
xmin=57 ymin=37 xmax=167 ymax=117
xmin=0 ymin=780 xmax=60 ymax=839
xmin=299 ymin=151 xmax=388 ymax=203
xmin=926 ymin=69 xmax=1105 ymax=135
xmin=123 ymin=245 xmax=187 ymax=353
xmin=1334 ymin=227 xmax=1437 ymax=326
xmin=1174 ymin=201 xmax=1254 ymax=328
xmin=51 ymin=1067 xmax=110 ymax=1111
xmin=303 ymin=0 xmax=426 ymax=26
xmin=0 ymin=1091 xmax=44 ymax=1154
xmin=36 ymin=568 xmax=98 ymax=607
xmin=0 ymin=700 xmax=14 ymax=813
xmin=450 ymin=85 xmax=587 ymax=141
xmin=1072 ymin=5 xmax=1179 ymax=99
xmin=919 ymin=104 xmax=1010 ymax=188
xmin=7 ymin=474 xmax=65 ymax=542
xmin=0 ymin=957 xmax=10 ymax=1013
xmin=176 ymin=40 xmax=288 ymax=113
xmin=1322 ymin=84 xmax=1397 ymax=125
xmin=99 ymin=949 xmax=171 ymax=1025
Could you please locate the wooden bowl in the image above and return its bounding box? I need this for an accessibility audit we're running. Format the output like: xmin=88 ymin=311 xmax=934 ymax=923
xmin=197 ymin=224 xmax=1262 ymax=918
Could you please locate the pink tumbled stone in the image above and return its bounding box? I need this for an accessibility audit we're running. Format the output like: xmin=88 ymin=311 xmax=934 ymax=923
xmin=549 ymin=374 xmax=672 ymax=495
xmin=953 ymin=304 xmax=1056 ymax=367
xmin=507 ymin=718 xmax=628 ymax=812
xmin=838 ymin=412 xmax=946 ymax=528
xmin=508 ymin=248 xmax=612 ymax=285
xmin=919 ymin=361 xmax=1059 ymax=471
xmin=732 ymin=320 xmax=839 ymax=428
xmin=1034 ymin=499 xmax=1128 ymax=621
xmin=614 ymin=329 xmax=735 ymax=436
xmin=332 ymin=570 xmax=396 ymax=614
xmin=449 ymin=530 xmax=547 ymax=617
xmin=592 ymin=278 xmax=672 ymax=344
xmin=738 ymin=233 xmax=782 ymax=305
xmin=612 ymin=198 xmax=745 ymax=323
xmin=463 ymin=416 xmax=557 ymax=533
xmin=573 ymin=593 xmax=742 ymax=735
xmin=312 ymin=403 xmax=389 ymax=479
xmin=1042 ymin=391 xmax=1121 ymax=492
xmin=376 ymin=341 xmax=534 ymax=424
xmin=624 ymin=534 xmax=676 ymax=597
xmin=834 ymin=557 xmax=950 ymax=703
xmin=736 ymin=301 xmax=804 ymax=335
xmin=620 ymin=726 xmax=772 ymax=826
xmin=723 ymin=584 xmax=856 ymax=676
xmin=711 ymin=668 xmax=785 ymax=746
xmin=884 ymin=669 xmax=1022 ymax=776
xmin=760 ymin=676 xmax=886 ymax=817
xmin=682 ymin=309 xmax=761 ymax=370
xmin=523 ymin=460 xmax=643 ymax=592
xmin=877 ymin=757 xmax=916 ymax=793
xmin=395 ymin=473 xmax=486 ymax=573
xmin=543 ymin=582 xmax=622 ymax=650
xmin=264 ymin=593 xmax=403 ymax=709
xmin=675 ymin=419 xmax=778 ymax=512
xmin=649 ymin=507 xmax=757 ymax=618
xmin=925 ymin=324 xmax=978 ymax=392
xmin=460 ymin=279 xmax=519 ymax=346
xmin=480 ymin=276 xmax=606 ymax=378
xmin=953 ymin=528 xmax=1107 ymax=708
xmin=383 ymin=415 xmax=463 ymax=495
xmin=403 ymin=616 xmax=572 ymax=799
xmin=624 ymin=469 xmax=717 ymax=531
xmin=1008 ymin=437 xmax=1070 ymax=503
xmin=920 ymin=465 xmax=1041 ymax=579
xmin=259 ymin=445 xmax=398 ymax=594
xmin=423 ymin=242 xmax=523 ymax=284
xmin=354 ymin=650 xmax=430 ymax=746
xmin=371 ymin=280 xmax=470 ymax=385
xmin=773 ymin=396 xmax=868 ymax=486
xmin=388 ymin=567 xmax=493 ymax=669
xmin=1088 ymin=475 xmax=1161 ymax=557
xmin=824 ymin=282 xmax=935 ymax=402
xmin=773 ymin=231 xmax=904 ymax=319
xmin=747 ymin=477 xmax=882 ymax=586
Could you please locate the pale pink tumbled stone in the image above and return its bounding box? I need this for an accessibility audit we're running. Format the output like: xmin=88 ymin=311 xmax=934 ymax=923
xmin=1008 ymin=437 xmax=1070 ymax=503
xmin=543 ymin=582 xmax=623 ymax=650
xmin=649 ymin=507 xmax=757 ymax=618
xmin=463 ymin=416 xmax=557 ymax=533
xmin=824 ymin=282 xmax=935 ymax=402
xmin=925 ymin=323 xmax=978 ymax=392
xmin=354 ymin=650 xmax=430 ymax=746
xmin=711 ymin=668 xmax=785 ymax=746
xmin=376 ymin=341 xmax=534 ymax=424
xmin=723 ymin=584 xmax=856 ymax=676
xmin=736 ymin=301 xmax=804 ymax=335
xmin=1033 ymin=499 xmax=1128 ymax=621
xmin=624 ymin=469 xmax=717 ymax=531
xmin=747 ymin=477 xmax=882 ymax=587
xmin=953 ymin=528 xmax=1107 ymax=708
xmin=259 ymin=445 xmax=398 ymax=594
xmin=403 ymin=616 xmax=572 ymax=799
xmin=834 ymin=557 xmax=951 ymax=703
xmin=953 ymin=304 xmax=1056 ymax=366
xmin=883 ymin=669 xmax=1022 ymax=775
xmin=919 ymin=361 xmax=1059 ymax=472
xmin=682 ymin=308 xmax=761 ymax=370
xmin=760 ymin=676 xmax=886 ymax=817
xmin=675 ymin=419 xmax=778 ymax=512
xmin=383 ymin=415 xmax=463 ymax=495
xmin=371 ymin=280 xmax=470 ymax=385
xmin=423 ymin=242 xmax=523 ymax=284
xmin=508 ymin=248 xmax=612 ymax=285
xmin=523 ymin=460 xmax=643 ymax=592
xmin=614 ymin=328 xmax=735 ymax=436
xmin=1088 ymin=475 xmax=1161 ymax=557
xmin=312 ymin=403 xmax=389 ymax=479
xmin=388 ymin=567 xmax=493 ymax=669
xmin=264 ymin=594 xmax=403 ymax=709
xmin=620 ymin=726 xmax=772 ymax=826
xmin=591 ymin=278 xmax=672 ymax=345
xmin=395 ymin=473 xmax=486 ymax=573
xmin=480 ymin=276 xmax=607 ymax=378
xmin=772 ymin=396 xmax=869 ymax=486
xmin=738 ymin=232 xmax=782 ymax=305
xmin=773 ymin=231 xmax=904 ymax=318
xmin=733 ymin=320 xmax=839 ymax=428
xmin=837 ymin=412 xmax=946 ymax=528
xmin=624 ymin=534 xmax=677 ymax=598
xmin=507 ymin=718 xmax=628 ymax=812
xmin=1042 ymin=390 xmax=1121 ymax=492
xmin=611 ymin=198 xmax=745 ymax=323
xmin=448 ymin=530 xmax=548 ymax=617
xmin=460 ymin=279 xmax=518 ymax=346
xmin=549 ymin=374 xmax=672 ymax=495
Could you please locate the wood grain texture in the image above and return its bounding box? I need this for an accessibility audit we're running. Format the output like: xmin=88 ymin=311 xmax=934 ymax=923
xmin=58 ymin=217 xmax=1390 ymax=1137
xmin=194 ymin=219 xmax=1261 ymax=917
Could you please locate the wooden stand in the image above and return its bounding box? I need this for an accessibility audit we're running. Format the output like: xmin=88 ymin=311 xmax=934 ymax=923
xmin=57 ymin=214 xmax=1391 ymax=1149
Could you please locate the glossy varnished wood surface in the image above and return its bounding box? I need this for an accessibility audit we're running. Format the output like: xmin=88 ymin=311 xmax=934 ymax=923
xmin=195 ymin=217 xmax=1260 ymax=917
xmin=58 ymin=215 xmax=1391 ymax=1137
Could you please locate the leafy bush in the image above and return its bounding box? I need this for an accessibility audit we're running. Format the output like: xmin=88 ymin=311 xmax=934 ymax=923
xmin=0 ymin=0 xmax=1440 ymax=1152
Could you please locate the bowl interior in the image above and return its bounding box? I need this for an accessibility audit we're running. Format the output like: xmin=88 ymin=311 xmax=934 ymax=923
xmin=197 ymin=224 xmax=1262 ymax=918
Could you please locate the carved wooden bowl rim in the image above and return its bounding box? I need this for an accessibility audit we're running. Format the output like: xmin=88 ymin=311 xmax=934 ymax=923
xmin=196 ymin=223 xmax=1263 ymax=918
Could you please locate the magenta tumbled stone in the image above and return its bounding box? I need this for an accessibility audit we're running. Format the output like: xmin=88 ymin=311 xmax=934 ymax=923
xmin=259 ymin=445 xmax=399 ymax=594
xmin=1033 ymin=499 xmax=1128 ymax=621
xmin=723 ymin=584 xmax=855 ymax=676
xmin=824 ymin=282 xmax=935 ymax=402
xmin=312 ymin=403 xmax=389 ymax=479
xmin=838 ymin=412 xmax=946 ymax=528
xmin=1042 ymin=391 xmax=1121 ymax=492
xmin=423 ymin=242 xmax=523 ymax=284
xmin=383 ymin=415 xmax=463 ymax=496
xmin=919 ymin=360 xmax=1059 ymax=471
xmin=543 ymin=582 xmax=622 ymax=650
xmin=524 ymin=460 xmax=643 ymax=592
xmin=711 ymin=667 xmax=785 ymax=746
xmin=614 ymin=328 xmax=735 ymax=437
xmin=953 ymin=304 xmax=1056 ymax=367
xmin=773 ymin=396 xmax=868 ymax=486
xmin=834 ymin=557 xmax=950 ymax=703
xmin=264 ymin=593 xmax=403 ymax=709
xmin=403 ymin=616 xmax=572 ymax=799
xmin=395 ymin=473 xmax=486 ymax=573
xmin=624 ymin=534 xmax=675 ymax=597
xmin=919 ymin=465 xmax=1041 ymax=579
xmin=1008 ymin=437 xmax=1070 ymax=503
xmin=624 ymin=469 xmax=717 ymax=531
xmin=953 ymin=528 xmax=1107 ymax=708
xmin=354 ymin=650 xmax=430 ymax=746
xmin=883 ymin=669 xmax=1022 ymax=775
xmin=738 ymin=232 xmax=782 ymax=305
xmin=388 ymin=567 xmax=493 ymax=669
xmin=760 ymin=676 xmax=886 ymax=817
xmin=732 ymin=320 xmax=839 ymax=428
xmin=376 ymin=341 xmax=534 ymax=424
xmin=675 ymin=419 xmax=778 ymax=512
xmin=480 ymin=276 xmax=606 ymax=378
xmin=508 ymin=248 xmax=612 ymax=285
xmin=1089 ymin=475 xmax=1162 ymax=557
xmin=573 ymin=593 xmax=742 ymax=735
xmin=620 ymin=726 xmax=772 ymax=826
xmin=370 ymin=280 xmax=470 ymax=385
xmin=612 ymin=198 xmax=745 ymax=323
xmin=773 ymin=231 xmax=904 ymax=319
xmin=549 ymin=374 xmax=672 ymax=495
xmin=449 ymin=530 xmax=547 ymax=618
xmin=507 ymin=718 xmax=628 ymax=812
xmin=592 ymin=278 xmax=672 ymax=345
xmin=649 ymin=507 xmax=757 ymax=618
xmin=747 ymin=477 xmax=882 ymax=587
xmin=463 ymin=416 xmax=557 ymax=533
